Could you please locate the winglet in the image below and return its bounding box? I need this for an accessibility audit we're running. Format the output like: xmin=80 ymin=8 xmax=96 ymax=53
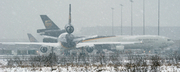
xmin=27 ymin=33 xmax=38 ymax=42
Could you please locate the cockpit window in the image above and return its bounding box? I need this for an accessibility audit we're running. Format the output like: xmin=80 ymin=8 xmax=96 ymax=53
xmin=167 ymin=39 xmax=171 ymax=41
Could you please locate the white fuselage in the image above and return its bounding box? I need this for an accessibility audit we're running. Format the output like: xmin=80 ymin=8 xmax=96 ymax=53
xmin=82 ymin=35 xmax=174 ymax=49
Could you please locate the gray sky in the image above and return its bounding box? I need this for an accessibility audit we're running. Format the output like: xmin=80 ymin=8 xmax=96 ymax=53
xmin=0 ymin=0 xmax=180 ymax=40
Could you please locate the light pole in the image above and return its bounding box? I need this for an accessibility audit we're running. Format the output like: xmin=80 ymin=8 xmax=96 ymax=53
xmin=158 ymin=0 xmax=160 ymax=35
xmin=120 ymin=4 xmax=123 ymax=35
xmin=111 ymin=7 xmax=114 ymax=35
xmin=130 ymin=0 xmax=133 ymax=35
xmin=143 ymin=0 xmax=145 ymax=35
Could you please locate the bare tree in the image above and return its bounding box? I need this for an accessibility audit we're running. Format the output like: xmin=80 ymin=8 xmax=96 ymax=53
xmin=150 ymin=55 xmax=161 ymax=72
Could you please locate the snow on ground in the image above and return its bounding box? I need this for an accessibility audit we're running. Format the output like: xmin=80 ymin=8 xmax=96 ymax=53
xmin=0 ymin=65 xmax=180 ymax=72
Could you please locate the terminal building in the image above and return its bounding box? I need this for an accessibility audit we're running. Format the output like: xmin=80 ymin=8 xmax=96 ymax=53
xmin=0 ymin=44 xmax=39 ymax=55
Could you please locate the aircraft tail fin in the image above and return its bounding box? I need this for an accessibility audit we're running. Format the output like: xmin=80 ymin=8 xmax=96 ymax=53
xmin=27 ymin=33 xmax=38 ymax=42
xmin=40 ymin=15 xmax=59 ymax=29
xmin=69 ymin=4 xmax=71 ymax=25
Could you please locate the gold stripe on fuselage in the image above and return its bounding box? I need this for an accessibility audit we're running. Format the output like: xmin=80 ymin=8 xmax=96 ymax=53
xmin=60 ymin=36 xmax=115 ymax=49
xmin=59 ymin=42 xmax=76 ymax=49
xmin=59 ymin=42 xmax=69 ymax=49
xmin=82 ymin=36 xmax=116 ymax=42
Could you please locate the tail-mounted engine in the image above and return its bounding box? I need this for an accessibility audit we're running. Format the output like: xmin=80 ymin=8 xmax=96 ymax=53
xmin=58 ymin=4 xmax=76 ymax=49
xmin=65 ymin=25 xmax=74 ymax=34
xmin=65 ymin=4 xmax=74 ymax=34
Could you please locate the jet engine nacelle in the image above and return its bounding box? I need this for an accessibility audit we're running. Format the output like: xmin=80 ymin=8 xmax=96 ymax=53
xmin=39 ymin=46 xmax=58 ymax=56
xmin=40 ymin=46 xmax=48 ymax=53
xmin=65 ymin=25 xmax=74 ymax=34
xmin=85 ymin=46 xmax=94 ymax=53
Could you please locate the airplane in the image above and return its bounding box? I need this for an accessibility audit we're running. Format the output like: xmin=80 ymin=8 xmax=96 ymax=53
xmin=0 ymin=4 xmax=174 ymax=56
xmin=35 ymin=8 xmax=174 ymax=52
xmin=37 ymin=15 xmax=66 ymax=37
xmin=28 ymin=32 xmax=174 ymax=54
xmin=82 ymin=35 xmax=174 ymax=53
xmin=0 ymin=4 xmax=141 ymax=56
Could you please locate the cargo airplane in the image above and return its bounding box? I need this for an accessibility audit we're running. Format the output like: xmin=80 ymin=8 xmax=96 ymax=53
xmin=83 ymin=35 xmax=174 ymax=53
xmin=0 ymin=4 xmax=174 ymax=55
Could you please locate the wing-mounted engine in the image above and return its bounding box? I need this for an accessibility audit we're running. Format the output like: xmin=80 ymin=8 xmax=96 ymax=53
xmin=85 ymin=46 xmax=94 ymax=53
xmin=38 ymin=46 xmax=53 ymax=56
xmin=39 ymin=46 xmax=61 ymax=56
xmin=40 ymin=46 xmax=48 ymax=53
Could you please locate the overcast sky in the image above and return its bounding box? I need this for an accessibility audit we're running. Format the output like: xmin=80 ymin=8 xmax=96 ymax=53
xmin=0 ymin=0 xmax=179 ymax=40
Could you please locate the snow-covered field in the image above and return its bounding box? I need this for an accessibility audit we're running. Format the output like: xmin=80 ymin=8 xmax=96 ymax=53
xmin=0 ymin=52 xmax=180 ymax=72
xmin=0 ymin=65 xmax=180 ymax=72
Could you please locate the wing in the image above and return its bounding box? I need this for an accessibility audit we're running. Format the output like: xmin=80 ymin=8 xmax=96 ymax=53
xmin=0 ymin=42 xmax=59 ymax=47
xmin=76 ymin=41 xmax=142 ymax=48
xmin=73 ymin=35 xmax=115 ymax=43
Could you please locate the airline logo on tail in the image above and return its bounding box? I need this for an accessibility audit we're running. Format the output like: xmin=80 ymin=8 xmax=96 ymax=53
xmin=45 ymin=20 xmax=53 ymax=29
xmin=27 ymin=33 xmax=38 ymax=42
xmin=40 ymin=15 xmax=59 ymax=29
xmin=29 ymin=37 xmax=37 ymax=42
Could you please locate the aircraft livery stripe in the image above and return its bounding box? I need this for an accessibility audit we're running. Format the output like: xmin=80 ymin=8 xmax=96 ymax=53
xmin=82 ymin=36 xmax=116 ymax=42
xmin=59 ymin=42 xmax=76 ymax=49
